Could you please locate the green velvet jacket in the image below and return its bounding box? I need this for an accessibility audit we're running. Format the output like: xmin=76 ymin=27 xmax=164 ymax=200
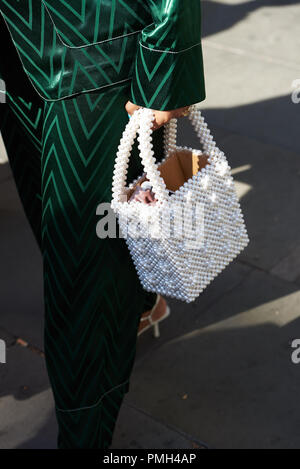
xmin=0 ymin=0 xmax=206 ymax=110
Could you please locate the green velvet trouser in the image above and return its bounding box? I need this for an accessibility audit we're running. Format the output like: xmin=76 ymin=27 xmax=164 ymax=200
xmin=0 ymin=65 xmax=164 ymax=448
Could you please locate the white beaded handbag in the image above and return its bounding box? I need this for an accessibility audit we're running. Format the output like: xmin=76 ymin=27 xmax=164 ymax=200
xmin=111 ymin=105 xmax=249 ymax=303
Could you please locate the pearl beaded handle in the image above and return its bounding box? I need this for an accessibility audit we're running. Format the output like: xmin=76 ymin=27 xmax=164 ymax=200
xmin=112 ymin=107 xmax=169 ymax=206
xmin=163 ymin=104 xmax=217 ymax=156
xmin=112 ymin=105 xmax=218 ymax=208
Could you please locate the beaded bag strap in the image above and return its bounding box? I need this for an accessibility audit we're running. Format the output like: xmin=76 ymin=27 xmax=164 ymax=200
xmin=111 ymin=108 xmax=169 ymax=207
xmin=163 ymin=104 xmax=218 ymax=157
xmin=112 ymin=105 xmax=221 ymax=209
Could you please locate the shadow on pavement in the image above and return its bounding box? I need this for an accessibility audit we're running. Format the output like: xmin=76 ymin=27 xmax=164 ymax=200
xmin=202 ymin=0 xmax=300 ymax=38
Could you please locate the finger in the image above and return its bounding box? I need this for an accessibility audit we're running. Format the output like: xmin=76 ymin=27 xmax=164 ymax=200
xmin=151 ymin=121 xmax=159 ymax=131
xmin=145 ymin=193 xmax=154 ymax=203
xmin=128 ymin=107 xmax=140 ymax=117
xmin=125 ymin=100 xmax=140 ymax=116
xmin=153 ymin=115 xmax=167 ymax=130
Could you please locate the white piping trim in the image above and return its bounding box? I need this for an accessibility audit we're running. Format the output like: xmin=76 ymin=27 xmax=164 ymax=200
xmin=40 ymin=77 xmax=133 ymax=102
xmin=139 ymin=40 xmax=202 ymax=55
xmin=55 ymin=380 xmax=129 ymax=412
xmin=42 ymin=0 xmax=154 ymax=49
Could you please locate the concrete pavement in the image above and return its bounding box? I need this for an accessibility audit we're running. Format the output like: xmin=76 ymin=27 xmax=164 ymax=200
xmin=1 ymin=0 xmax=300 ymax=449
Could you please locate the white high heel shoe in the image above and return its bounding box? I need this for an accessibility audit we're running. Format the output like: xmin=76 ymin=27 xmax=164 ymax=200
xmin=138 ymin=294 xmax=171 ymax=338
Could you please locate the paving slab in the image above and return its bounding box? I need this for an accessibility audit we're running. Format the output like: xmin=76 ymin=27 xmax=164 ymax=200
xmin=135 ymin=261 xmax=252 ymax=363
xmin=0 ymin=343 xmax=56 ymax=449
xmin=0 ymin=339 xmax=209 ymax=450
xmin=200 ymin=0 xmax=300 ymax=153
xmin=201 ymin=45 xmax=299 ymax=152
xmin=128 ymin=269 xmax=300 ymax=449
xmin=271 ymin=241 xmax=300 ymax=283
xmin=0 ymin=133 xmax=8 ymax=166
xmin=112 ymin=403 xmax=208 ymax=450
xmin=202 ymin=0 xmax=300 ymax=65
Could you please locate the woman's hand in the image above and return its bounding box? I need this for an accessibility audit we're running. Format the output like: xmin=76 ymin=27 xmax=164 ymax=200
xmin=125 ymin=101 xmax=191 ymax=131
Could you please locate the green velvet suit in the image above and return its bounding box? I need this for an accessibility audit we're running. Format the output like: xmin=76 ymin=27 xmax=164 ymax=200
xmin=0 ymin=0 xmax=206 ymax=449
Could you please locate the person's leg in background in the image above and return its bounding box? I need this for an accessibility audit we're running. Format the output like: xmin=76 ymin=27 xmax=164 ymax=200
xmin=41 ymin=83 xmax=164 ymax=448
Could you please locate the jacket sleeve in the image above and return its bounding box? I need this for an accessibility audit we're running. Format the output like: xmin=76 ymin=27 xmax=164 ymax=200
xmin=130 ymin=0 xmax=206 ymax=111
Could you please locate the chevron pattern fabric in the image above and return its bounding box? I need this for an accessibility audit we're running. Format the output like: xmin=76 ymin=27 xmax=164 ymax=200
xmin=1 ymin=77 xmax=165 ymax=448
xmin=0 ymin=0 xmax=206 ymax=449
xmin=0 ymin=0 xmax=206 ymax=110
xmin=0 ymin=0 xmax=145 ymax=101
